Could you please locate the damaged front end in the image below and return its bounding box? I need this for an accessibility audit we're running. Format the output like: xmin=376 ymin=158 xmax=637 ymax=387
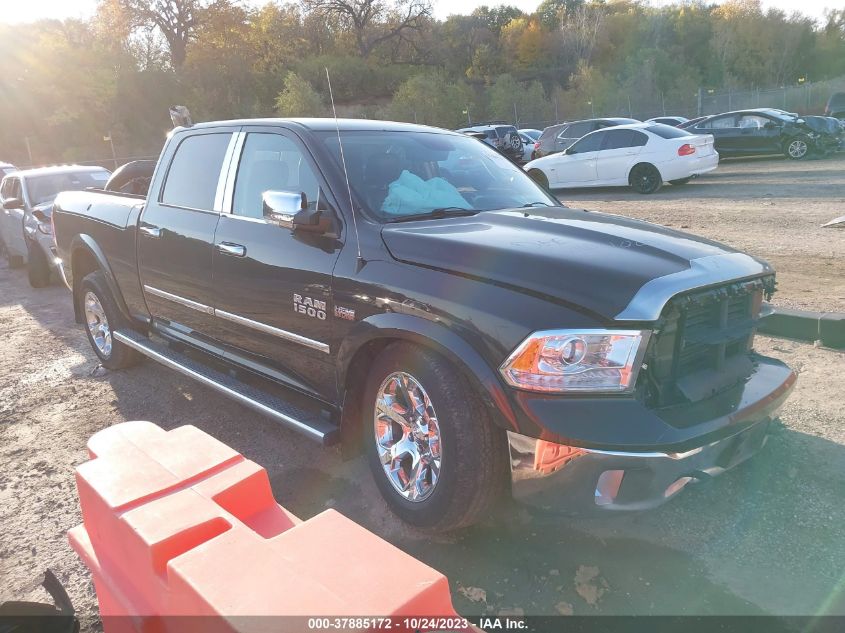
xmin=507 ymin=275 xmax=797 ymax=513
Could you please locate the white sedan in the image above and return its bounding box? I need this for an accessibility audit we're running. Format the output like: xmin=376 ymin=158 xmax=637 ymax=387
xmin=524 ymin=123 xmax=718 ymax=194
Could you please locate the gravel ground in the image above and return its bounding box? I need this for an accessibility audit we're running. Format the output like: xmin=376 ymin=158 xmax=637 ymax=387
xmin=1 ymin=156 xmax=844 ymax=626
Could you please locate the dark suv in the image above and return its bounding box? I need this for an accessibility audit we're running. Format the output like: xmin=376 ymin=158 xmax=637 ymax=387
xmin=457 ymin=123 xmax=524 ymax=161
xmin=534 ymin=118 xmax=640 ymax=158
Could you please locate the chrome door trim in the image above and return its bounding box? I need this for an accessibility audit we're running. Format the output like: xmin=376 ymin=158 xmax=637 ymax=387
xmin=615 ymin=252 xmax=773 ymax=322
xmin=143 ymin=285 xmax=214 ymax=315
xmin=221 ymin=131 xmax=247 ymax=214
xmin=214 ymin=132 xmax=242 ymax=212
xmin=215 ymin=309 xmax=330 ymax=354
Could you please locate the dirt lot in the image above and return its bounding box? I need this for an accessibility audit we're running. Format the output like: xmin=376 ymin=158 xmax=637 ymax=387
xmin=1 ymin=156 xmax=844 ymax=627
xmin=557 ymin=154 xmax=845 ymax=313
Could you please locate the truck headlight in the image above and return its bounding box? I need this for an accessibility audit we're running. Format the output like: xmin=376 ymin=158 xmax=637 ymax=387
xmin=499 ymin=329 xmax=650 ymax=393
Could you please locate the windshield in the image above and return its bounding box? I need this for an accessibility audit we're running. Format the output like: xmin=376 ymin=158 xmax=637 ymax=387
xmin=318 ymin=130 xmax=558 ymax=220
xmin=25 ymin=170 xmax=111 ymax=206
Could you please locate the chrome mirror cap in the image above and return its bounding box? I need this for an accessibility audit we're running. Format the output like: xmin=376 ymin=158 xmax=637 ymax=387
xmin=262 ymin=190 xmax=304 ymax=227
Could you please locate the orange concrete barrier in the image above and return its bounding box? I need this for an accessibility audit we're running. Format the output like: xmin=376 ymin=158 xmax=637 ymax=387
xmin=68 ymin=422 xmax=465 ymax=633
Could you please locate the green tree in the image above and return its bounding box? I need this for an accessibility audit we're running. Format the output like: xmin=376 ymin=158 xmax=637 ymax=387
xmin=275 ymin=71 xmax=326 ymax=117
xmin=388 ymin=71 xmax=476 ymax=128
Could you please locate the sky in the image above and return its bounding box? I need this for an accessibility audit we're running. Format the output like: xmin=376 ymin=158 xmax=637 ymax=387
xmin=0 ymin=0 xmax=835 ymax=25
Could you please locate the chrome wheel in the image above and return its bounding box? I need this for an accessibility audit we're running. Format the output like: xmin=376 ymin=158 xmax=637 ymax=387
xmin=84 ymin=291 xmax=112 ymax=357
xmin=787 ymin=138 xmax=808 ymax=159
xmin=373 ymin=372 xmax=442 ymax=502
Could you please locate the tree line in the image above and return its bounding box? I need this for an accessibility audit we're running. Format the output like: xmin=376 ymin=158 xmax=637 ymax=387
xmin=1 ymin=0 xmax=844 ymax=166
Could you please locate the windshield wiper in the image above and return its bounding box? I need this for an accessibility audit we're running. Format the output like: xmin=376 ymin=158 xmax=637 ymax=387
xmin=521 ymin=201 xmax=553 ymax=208
xmin=387 ymin=207 xmax=479 ymax=223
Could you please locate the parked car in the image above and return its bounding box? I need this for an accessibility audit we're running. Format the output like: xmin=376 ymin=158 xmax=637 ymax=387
xmin=53 ymin=117 xmax=794 ymax=531
xmin=685 ymin=108 xmax=821 ymax=160
xmin=519 ymin=128 xmax=542 ymax=141
xmin=518 ymin=132 xmax=537 ymax=162
xmin=525 ymin=123 xmax=718 ymax=194
xmin=534 ymin=118 xmax=640 ymax=158
xmin=646 ymin=116 xmax=688 ymax=127
xmin=824 ymin=91 xmax=845 ymax=119
xmin=0 ymin=162 xmax=17 ymax=177
xmin=456 ymin=123 xmax=523 ymax=161
xmin=678 ymin=116 xmax=707 ymax=129
xmin=0 ymin=165 xmax=110 ymax=282
xmin=518 ymin=128 xmax=542 ymax=161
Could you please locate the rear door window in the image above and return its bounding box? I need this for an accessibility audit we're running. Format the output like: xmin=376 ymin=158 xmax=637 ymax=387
xmin=562 ymin=122 xmax=590 ymax=139
xmin=701 ymin=115 xmax=737 ymax=129
xmin=601 ymin=129 xmax=638 ymax=150
xmin=161 ymin=133 xmax=233 ymax=211
xmin=570 ymin=131 xmax=605 ymax=153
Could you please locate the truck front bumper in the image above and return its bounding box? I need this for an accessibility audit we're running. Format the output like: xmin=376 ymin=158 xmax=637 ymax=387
xmin=508 ymin=359 xmax=796 ymax=513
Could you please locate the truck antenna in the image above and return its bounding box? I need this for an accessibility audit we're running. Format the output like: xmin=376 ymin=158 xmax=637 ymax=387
xmin=325 ymin=67 xmax=364 ymax=270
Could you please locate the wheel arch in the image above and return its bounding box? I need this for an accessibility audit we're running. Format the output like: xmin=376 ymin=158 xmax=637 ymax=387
xmin=69 ymin=235 xmax=131 ymax=325
xmin=336 ymin=312 xmax=519 ymax=454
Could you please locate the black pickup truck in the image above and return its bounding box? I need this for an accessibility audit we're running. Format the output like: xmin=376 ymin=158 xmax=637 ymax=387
xmin=53 ymin=118 xmax=795 ymax=531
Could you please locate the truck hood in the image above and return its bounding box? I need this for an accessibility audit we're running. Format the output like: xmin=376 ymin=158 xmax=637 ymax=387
xmin=380 ymin=207 xmax=772 ymax=322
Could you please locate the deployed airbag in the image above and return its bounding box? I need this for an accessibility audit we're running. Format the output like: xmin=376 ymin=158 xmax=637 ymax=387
xmin=381 ymin=170 xmax=470 ymax=216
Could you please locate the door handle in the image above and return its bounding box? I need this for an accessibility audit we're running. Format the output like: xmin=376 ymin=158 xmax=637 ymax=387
xmin=217 ymin=242 xmax=246 ymax=257
xmin=139 ymin=225 xmax=162 ymax=238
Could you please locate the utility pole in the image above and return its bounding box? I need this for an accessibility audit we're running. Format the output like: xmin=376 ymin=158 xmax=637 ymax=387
xmin=513 ymin=103 xmax=519 ymax=128
xmin=24 ymin=137 xmax=33 ymax=166
xmin=697 ymin=87 xmax=703 ymax=117
xmin=105 ymin=131 xmax=118 ymax=170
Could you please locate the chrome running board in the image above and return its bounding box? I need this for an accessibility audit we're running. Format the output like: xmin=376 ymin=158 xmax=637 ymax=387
xmin=113 ymin=329 xmax=338 ymax=445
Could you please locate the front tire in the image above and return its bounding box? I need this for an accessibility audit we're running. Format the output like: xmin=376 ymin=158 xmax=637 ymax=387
xmin=629 ymin=163 xmax=663 ymax=194
xmin=79 ymin=270 xmax=140 ymax=370
xmin=784 ymin=136 xmax=810 ymax=160
xmin=363 ymin=342 xmax=508 ymax=531
xmin=27 ymin=241 xmax=51 ymax=288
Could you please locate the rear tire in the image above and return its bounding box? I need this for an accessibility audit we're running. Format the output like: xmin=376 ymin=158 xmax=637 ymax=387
xmin=669 ymin=177 xmax=692 ymax=185
xmin=79 ymin=270 xmax=141 ymax=370
xmin=27 ymin=241 xmax=51 ymax=288
xmin=363 ymin=342 xmax=509 ymax=531
xmin=629 ymin=163 xmax=663 ymax=194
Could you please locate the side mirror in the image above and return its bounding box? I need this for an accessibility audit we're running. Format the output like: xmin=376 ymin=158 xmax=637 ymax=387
xmin=262 ymin=190 xmax=328 ymax=234
xmin=4 ymin=197 xmax=23 ymax=209
xmin=262 ymin=190 xmax=305 ymax=229
xmin=764 ymin=121 xmax=777 ymax=130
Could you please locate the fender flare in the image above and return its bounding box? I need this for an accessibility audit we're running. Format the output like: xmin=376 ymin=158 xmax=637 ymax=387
xmin=70 ymin=235 xmax=132 ymax=323
xmin=336 ymin=312 xmax=519 ymax=432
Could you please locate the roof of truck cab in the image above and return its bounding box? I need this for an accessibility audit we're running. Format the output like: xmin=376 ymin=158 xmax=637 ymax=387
xmin=182 ymin=118 xmax=461 ymax=135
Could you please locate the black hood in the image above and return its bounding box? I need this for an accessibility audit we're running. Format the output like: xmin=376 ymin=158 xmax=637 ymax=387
xmin=381 ymin=207 xmax=770 ymax=322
